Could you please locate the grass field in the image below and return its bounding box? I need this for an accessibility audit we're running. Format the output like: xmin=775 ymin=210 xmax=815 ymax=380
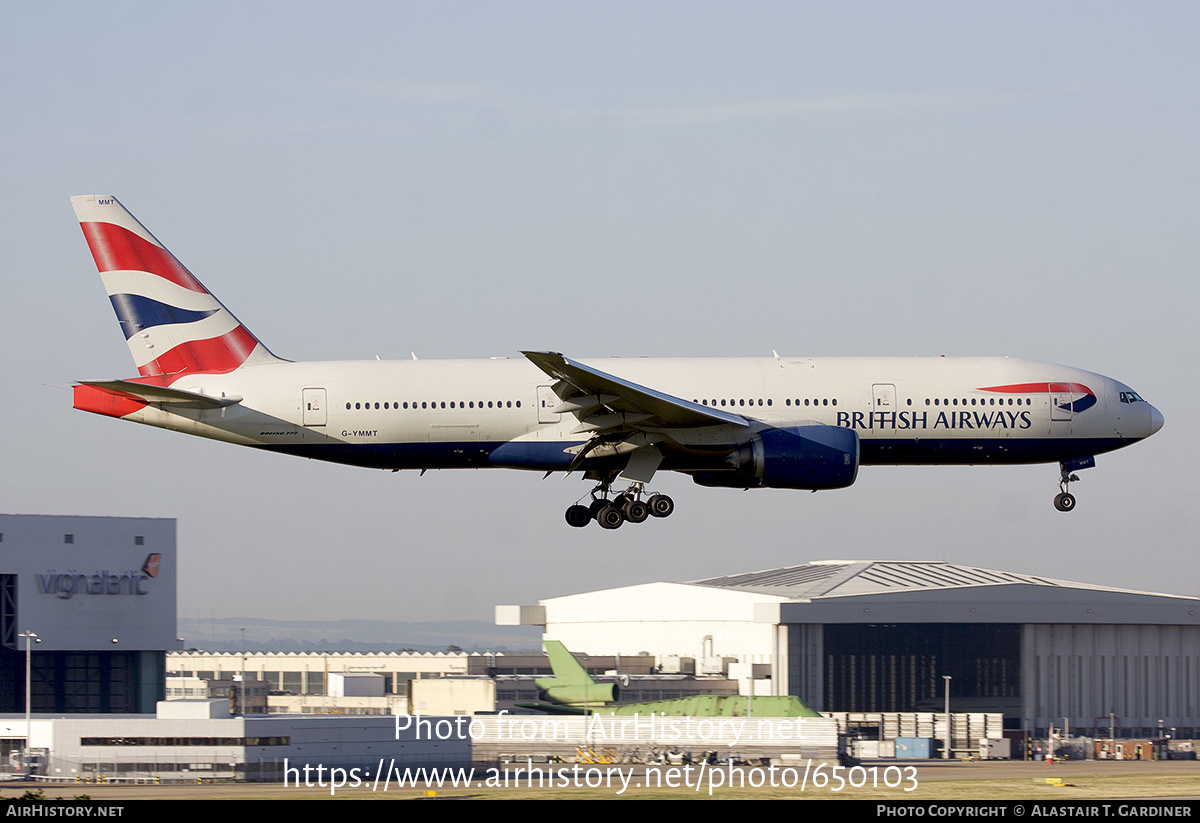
xmin=4 ymin=761 xmax=1199 ymax=801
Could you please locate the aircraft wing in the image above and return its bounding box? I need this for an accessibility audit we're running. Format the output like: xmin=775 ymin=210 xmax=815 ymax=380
xmin=522 ymin=351 xmax=748 ymax=432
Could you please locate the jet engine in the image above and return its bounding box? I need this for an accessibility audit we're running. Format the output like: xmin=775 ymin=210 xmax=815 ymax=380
xmin=538 ymin=681 xmax=619 ymax=707
xmin=692 ymin=423 xmax=859 ymax=490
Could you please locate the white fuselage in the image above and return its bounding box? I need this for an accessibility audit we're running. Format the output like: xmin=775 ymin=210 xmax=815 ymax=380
xmin=110 ymin=355 xmax=1160 ymax=472
xmin=68 ymin=195 xmax=1165 ymax=518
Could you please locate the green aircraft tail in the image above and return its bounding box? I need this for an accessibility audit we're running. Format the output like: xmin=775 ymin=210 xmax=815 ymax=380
xmin=526 ymin=640 xmax=618 ymax=711
xmin=542 ymin=640 xmax=594 ymax=687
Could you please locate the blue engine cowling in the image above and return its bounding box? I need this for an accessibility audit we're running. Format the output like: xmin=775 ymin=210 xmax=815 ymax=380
xmin=691 ymin=423 xmax=859 ymax=490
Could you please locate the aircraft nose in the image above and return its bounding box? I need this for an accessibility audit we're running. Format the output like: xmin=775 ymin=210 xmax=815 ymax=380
xmin=1149 ymin=405 xmax=1164 ymax=436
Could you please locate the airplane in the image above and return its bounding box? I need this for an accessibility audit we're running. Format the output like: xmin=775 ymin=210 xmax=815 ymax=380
xmin=516 ymin=640 xmax=619 ymax=714
xmin=69 ymin=195 xmax=1164 ymax=527
xmin=516 ymin=641 xmax=822 ymax=719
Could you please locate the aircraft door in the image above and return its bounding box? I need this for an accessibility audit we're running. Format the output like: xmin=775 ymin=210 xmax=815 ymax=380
xmin=871 ymin=383 xmax=897 ymax=431
xmin=1049 ymin=383 xmax=1073 ymax=422
xmin=537 ymin=385 xmax=561 ymax=424
xmin=302 ymin=388 xmax=327 ymax=426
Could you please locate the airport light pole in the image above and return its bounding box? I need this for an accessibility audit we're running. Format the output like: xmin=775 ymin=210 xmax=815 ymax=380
xmin=20 ymin=631 xmax=38 ymax=776
xmin=942 ymin=675 xmax=951 ymax=760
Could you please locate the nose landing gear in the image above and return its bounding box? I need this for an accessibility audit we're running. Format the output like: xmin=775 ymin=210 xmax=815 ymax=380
xmin=1054 ymin=462 xmax=1081 ymax=512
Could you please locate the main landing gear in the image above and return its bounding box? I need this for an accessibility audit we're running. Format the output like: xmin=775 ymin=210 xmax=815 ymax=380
xmin=564 ymin=482 xmax=674 ymax=529
xmin=1054 ymin=464 xmax=1080 ymax=512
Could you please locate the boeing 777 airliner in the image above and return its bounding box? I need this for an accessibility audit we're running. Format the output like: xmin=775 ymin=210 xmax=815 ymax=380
xmin=69 ymin=196 xmax=1164 ymax=527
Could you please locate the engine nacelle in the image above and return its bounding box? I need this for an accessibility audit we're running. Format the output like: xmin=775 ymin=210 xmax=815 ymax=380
xmin=539 ymin=682 xmax=619 ymax=707
xmin=692 ymin=423 xmax=859 ymax=490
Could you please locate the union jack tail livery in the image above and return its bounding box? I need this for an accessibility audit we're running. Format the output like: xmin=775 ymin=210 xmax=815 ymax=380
xmin=70 ymin=195 xmax=280 ymax=381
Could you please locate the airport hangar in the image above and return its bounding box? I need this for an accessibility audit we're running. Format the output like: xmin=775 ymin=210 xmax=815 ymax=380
xmin=0 ymin=514 xmax=174 ymax=716
xmin=498 ymin=560 xmax=1200 ymax=738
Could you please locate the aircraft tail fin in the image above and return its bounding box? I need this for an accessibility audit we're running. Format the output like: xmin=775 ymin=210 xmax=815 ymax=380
xmin=543 ymin=640 xmax=597 ymax=687
xmin=70 ymin=195 xmax=282 ymax=380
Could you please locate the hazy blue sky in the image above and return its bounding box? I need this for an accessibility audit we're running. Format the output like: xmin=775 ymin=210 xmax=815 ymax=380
xmin=3 ymin=2 xmax=1196 ymax=627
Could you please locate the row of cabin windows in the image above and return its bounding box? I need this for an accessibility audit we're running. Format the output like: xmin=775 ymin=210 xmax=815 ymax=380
xmin=344 ymin=395 xmax=1032 ymax=413
xmin=917 ymin=397 xmax=1030 ymax=407
xmin=694 ymin=398 xmax=838 ymax=408
xmin=346 ymin=400 xmax=521 ymax=411
xmin=54 ymin=534 xmax=144 ymax=545
xmin=693 ymin=396 xmax=1031 ymax=410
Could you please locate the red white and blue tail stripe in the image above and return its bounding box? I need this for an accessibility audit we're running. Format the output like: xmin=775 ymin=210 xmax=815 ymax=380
xmin=70 ymin=195 xmax=281 ymax=381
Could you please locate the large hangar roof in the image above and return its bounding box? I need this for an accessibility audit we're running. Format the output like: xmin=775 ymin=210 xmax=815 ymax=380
xmin=688 ymin=560 xmax=1200 ymax=626
xmin=690 ymin=560 xmax=1166 ymax=600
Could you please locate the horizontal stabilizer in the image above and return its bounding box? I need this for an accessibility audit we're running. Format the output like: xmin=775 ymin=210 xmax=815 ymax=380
xmin=77 ymin=379 xmax=242 ymax=409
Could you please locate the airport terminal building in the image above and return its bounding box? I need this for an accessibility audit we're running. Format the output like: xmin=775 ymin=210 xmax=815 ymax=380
xmin=500 ymin=560 xmax=1200 ymax=738
xmin=0 ymin=514 xmax=176 ymax=715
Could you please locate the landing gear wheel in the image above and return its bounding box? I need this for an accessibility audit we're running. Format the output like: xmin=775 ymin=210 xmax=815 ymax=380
xmin=597 ymin=504 xmax=625 ymax=530
xmin=1054 ymin=461 xmax=1084 ymax=513
xmin=565 ymin=505 xmax=592 ymax=528
xmin=623 ymin=499 xmax=649 ymax=523
xmin=588 ymin=498 xmax=607 ymax=519
xmin=648 ymin=494 xmax=675 ymax=518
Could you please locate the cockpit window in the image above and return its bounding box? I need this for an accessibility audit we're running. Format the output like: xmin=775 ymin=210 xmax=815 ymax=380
xmin=1120 ymin=391 xmax=1146 ymax=404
